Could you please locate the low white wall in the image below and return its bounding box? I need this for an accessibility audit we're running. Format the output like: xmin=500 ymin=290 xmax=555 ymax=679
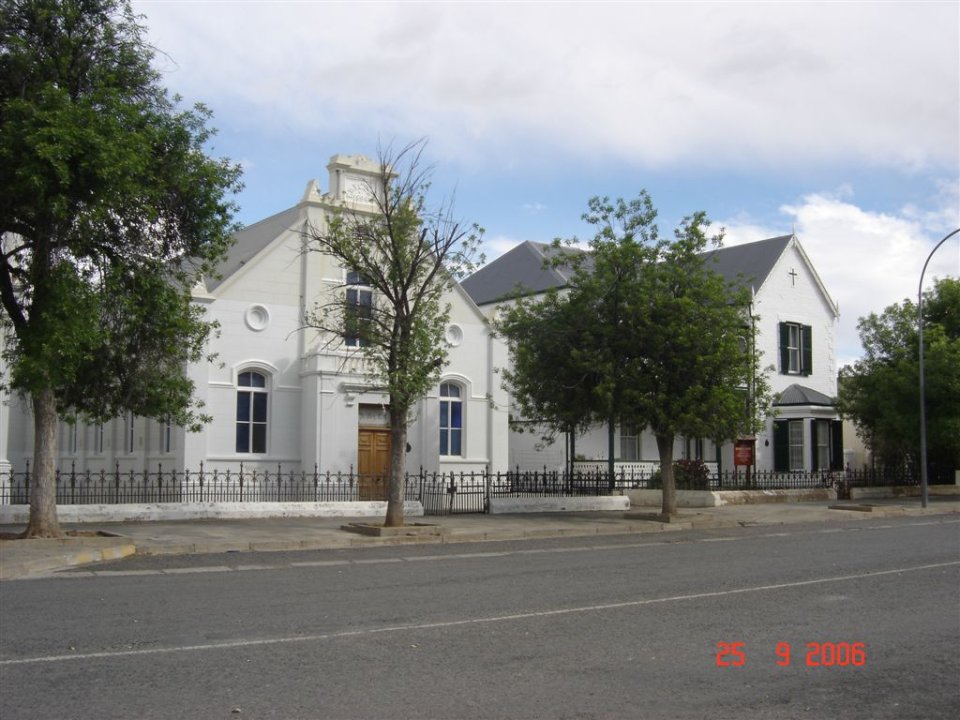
xmin=489 ymin=496 xmax=630 ymax=514
xmin=626 ymin=488 xmax=835 ymax=508
xmin=626 ymin=490 xmax=720 ymax=508
xmin=0 ymin=501 xmax=424 ymax=524
xmin=850 ymin=485 xmax=960 ymax=500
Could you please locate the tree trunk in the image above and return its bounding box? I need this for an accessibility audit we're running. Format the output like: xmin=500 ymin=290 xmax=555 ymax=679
xmin=607 ymin=415 xmax=616 ymax=491
xmin=657 ymin=433 xmax=677 ymax=518
xmin=23 ymin=388 xmax=62 ymax=538
xmin=384 ymin=406 xmax=407 ymax=527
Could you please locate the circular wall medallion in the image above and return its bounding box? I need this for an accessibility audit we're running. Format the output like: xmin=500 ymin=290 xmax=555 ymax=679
xmin=445 ymin=324 xmax=463 ymax=347
xmin=244 ymin=305 xmax=270 ymax=332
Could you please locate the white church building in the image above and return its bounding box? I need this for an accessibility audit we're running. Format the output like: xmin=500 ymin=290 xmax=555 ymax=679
xmin=461 ymin=234 xmax=844 ymax=475
xmin=1 ymin=154 xmax=845 ymax=484
xmin=0 ymin=155 xmax=511 ymax=479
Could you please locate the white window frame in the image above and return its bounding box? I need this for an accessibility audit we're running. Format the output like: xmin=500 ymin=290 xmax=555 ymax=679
xmin=236 ymin=370 xmax=269 ymax=454
xmin=788 ymin=420 xmax=804 ymax=471
xmin=685 ymin=437 xmax=705 ymax=461
xmin=439 ymin=382 xmax=464 ymax=457
xmin=786 ymin=323 xmax=801 ymax=374
xmin=67 ymin=421 xmax=78 ymax=455
xmin=344 ymin=271 xmax=374 ymax=348
xmin=161 ymin=418 xmax=173 ymax=454
xmin=124 ymin=412 xmax=136 ymax=454
xmin=620 ymin=424 xmax=640 ymax=461
xmin=815 ymin=420 xmax=830 ymax=471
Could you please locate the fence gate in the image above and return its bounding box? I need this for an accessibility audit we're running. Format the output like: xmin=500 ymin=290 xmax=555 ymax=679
xmin=417 ymin=473 xmax=488 ymax=515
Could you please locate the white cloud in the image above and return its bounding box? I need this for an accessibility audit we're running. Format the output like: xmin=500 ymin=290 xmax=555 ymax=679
xmin=129 ymin=0 xmax=957 ymax=370
xmin=480 ymin=234 xmax=525 ymax=265
xmin=136 ymin=1 xmax=958 ymax=173
xmin=722 ymin=188 xmax=960 ymax=367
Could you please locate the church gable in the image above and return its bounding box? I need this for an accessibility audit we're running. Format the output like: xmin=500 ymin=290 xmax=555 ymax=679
xmin=756 ymin=239 xmax=839 ymax=320
xmin=209 ymin=213 xmax=305 ymax=306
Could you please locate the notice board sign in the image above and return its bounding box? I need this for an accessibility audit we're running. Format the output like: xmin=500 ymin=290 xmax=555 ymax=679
xmin=734 ymin=439 xmax=755 ymax=467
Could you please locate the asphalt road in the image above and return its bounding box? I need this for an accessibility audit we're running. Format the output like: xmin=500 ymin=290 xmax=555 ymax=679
xmin=1 ymin=516 xmax=958 ymax=720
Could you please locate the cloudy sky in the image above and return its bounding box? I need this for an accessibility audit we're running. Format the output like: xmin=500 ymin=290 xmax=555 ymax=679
xmin=134 ymin=0 xmax=959 ymax=366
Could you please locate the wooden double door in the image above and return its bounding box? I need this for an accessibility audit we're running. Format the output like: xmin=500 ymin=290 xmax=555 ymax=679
xmin=357 ymin=428 xmax=391 ymax=500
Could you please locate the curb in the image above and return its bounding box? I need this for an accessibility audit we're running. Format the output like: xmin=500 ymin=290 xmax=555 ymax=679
xmin=2 ymin=504 xmax=957 ymax=579
xmin=0 ymin=543 xmax=136 ymax=580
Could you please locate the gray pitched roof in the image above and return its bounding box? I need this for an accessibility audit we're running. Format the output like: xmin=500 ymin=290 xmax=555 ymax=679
xmin=774 ymin=383 xmax=835 ymax=407
xmin=462 ymin=234 xmax=793 ymax=306
xmin=460 ymin=241 xmax=586 ymax=305
xmin=205 ymin=205 xmax=302 ymax=291
xmin=701 ymin=234 xmax=793 ymax=292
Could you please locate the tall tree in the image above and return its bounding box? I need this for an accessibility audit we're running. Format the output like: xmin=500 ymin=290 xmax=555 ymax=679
xmin=565 ymin=194 xmax=661 ymax=486
xmin=839 ymin=277 xmax=960 ymax=478
xmin=496 ymin=286 xmax=599 ymax=475
xmin=500 ymin=193 xmax=769 ymax=516
xmin=499 ymin=195 xmax=661 ymax=484
xmin=619 ymin=212 xmax=769 ymax=516
xmin=0 ymin=0 xmax=242 ymax=537
xmin=302 ymin=140 xmax=483 ymax=527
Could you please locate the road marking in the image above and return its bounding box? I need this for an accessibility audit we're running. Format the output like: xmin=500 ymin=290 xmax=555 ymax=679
xmin=162 ymin=566 xmax=232 ymax=574
xmin=400 ymin=554 xmax=450 ymax=562
xmin=5 ymin=560 xmax=957 ymax=667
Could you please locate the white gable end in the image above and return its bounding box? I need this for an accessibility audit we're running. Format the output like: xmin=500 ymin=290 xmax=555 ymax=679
xmin=754 ymin=239 xmax=839 ymax=399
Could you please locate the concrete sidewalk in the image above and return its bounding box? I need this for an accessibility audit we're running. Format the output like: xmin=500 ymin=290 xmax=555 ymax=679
xmin=2 ymin=498 xmax=958 ymax=580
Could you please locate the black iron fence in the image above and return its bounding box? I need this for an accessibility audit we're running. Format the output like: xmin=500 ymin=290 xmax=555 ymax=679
xmin=0 ymin=463 xmax=421 ymax=506
xmin=558 ymin=466 xmax=948 ymax=492
xmin=0 ymin=463 xmax=947 ymax=512
xmin=0 ymin=464 xmax=621 ymax=514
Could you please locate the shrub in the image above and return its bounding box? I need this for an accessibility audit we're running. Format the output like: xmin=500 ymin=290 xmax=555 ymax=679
xmin=646 ymin=460 xmax=710 ymax=490
xmin=675 ymin=459 xmax=710 ymax=490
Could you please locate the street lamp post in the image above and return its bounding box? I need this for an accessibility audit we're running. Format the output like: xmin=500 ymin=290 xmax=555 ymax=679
xmin=918 ymin=228 xmax=960 ymax=509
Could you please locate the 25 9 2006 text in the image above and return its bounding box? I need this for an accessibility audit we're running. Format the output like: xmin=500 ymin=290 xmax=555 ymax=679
xmin=715 ymin=641 xmax=867 ymax=668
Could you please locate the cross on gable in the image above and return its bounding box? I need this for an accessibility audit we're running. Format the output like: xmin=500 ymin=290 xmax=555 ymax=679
xmin=788 ymin=268 xmax=798 ymax=286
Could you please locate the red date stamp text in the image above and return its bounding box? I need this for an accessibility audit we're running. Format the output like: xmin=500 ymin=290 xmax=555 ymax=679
xmin=716 ymin=641 xmax=866 ymax=667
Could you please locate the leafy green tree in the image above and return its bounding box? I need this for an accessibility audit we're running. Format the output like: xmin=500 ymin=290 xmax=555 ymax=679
xmin=0 ymin=0 xmax=242 ymax=537
xmin=839 ymin=277 xmax=960 ymax=478
xmin=562 ymin=194 xmax=661 ymax=486
xmin=497 ymin=286 xmax=599 ymax=475
xmin=499 ymin=194 xmax=663 ymax=484
xmin=619 ymin=212 xmax=770 ymax=516
xmin=500 ymin=193 xmax=769 ymax=515
xmin=302 ymin=141 xmax=483 ymax=527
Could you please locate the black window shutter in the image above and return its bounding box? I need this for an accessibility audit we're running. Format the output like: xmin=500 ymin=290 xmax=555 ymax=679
xmin=831 ymin=420 xmax=844 ymax=470
xmin=779 ymin=322 xmax=789 ymax=374
xmin=810 ymin=419 xmax=819 ymax=471
xmin=802 ymin=325 xmax=813 ymax=376
xmin=773 ymin=420 xmax=789 ymax=471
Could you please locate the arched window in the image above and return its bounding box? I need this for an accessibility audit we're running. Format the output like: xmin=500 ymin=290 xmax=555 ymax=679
xmin=439 ymin=382 xmax=463 ymax=456
xmin=236 ymin=371 xmax=268 ymax=454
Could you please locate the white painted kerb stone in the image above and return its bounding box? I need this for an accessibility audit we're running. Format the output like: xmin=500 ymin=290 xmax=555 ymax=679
xmin=625 ymin=489 xmax=836 ymax=507
xmin=488 ymin=496 xmax=630 ymax=514
xmin=0 ymin=501 xmax=424 ymax=524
